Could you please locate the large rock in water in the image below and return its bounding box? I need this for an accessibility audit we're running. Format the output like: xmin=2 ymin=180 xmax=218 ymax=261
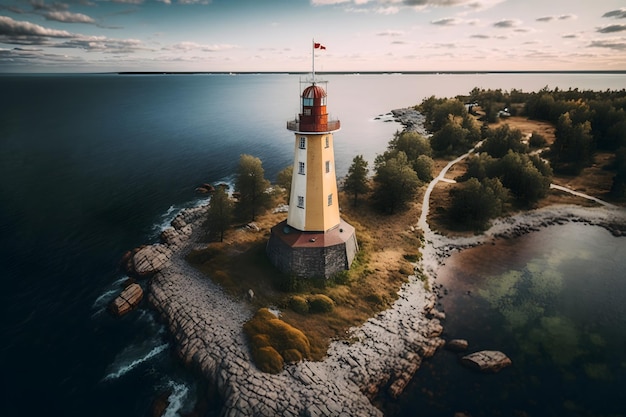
xmin=461 ymin=350 xmax=512 ymax=373
xmin=109 ymin=283 xmax=143 ymax=316
xmin=446 ymin=339 xmax=469 ymax=352
xmin=132 ymin=244 xmax=172 ymax=277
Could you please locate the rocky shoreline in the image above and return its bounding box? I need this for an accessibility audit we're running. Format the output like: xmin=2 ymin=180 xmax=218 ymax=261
xmin=123 ymin=198 xmax=626 ymax=417
xmin=122 ymin=204 xmax=448 ymax=416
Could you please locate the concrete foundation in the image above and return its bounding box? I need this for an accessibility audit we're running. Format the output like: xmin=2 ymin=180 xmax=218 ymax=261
xmin=266 ymin=219 xmax=358 ymax=279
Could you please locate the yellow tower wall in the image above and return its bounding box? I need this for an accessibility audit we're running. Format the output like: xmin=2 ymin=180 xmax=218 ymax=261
xmin=286 ymin=132 xmax=340 ymax=232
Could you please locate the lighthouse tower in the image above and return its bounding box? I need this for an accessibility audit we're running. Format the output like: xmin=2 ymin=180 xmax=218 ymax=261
xmin=266 ymin=77 xmax=358 ymax=279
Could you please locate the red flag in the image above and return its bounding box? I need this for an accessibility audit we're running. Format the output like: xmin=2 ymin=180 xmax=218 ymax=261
xmin=314 ymin=43 xmax=326 ymax=50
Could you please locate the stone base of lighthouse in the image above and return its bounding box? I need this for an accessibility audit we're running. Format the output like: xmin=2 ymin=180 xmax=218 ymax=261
xmin=266 ymin=219 xmax=358 ymax=279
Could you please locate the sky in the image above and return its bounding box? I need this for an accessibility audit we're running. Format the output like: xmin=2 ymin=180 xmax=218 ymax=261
xmin=1 ymin=0 xmax=626 ymax=73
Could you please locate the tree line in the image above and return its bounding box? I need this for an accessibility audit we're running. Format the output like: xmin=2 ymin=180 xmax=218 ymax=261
xmin=206 ymin=85 xmax=625 ymax=239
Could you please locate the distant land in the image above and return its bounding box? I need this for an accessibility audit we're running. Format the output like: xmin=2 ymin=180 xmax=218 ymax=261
xmin=113 ymin=70 xmax=626 ymax=76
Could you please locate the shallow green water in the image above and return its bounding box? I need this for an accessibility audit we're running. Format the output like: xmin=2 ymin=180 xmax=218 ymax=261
xmin=392 ymin=222 xmax=626 ymax=417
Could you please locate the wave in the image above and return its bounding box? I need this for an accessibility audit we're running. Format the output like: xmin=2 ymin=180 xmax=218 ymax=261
xmin=149 ymin=176 xmax=235 ymax=237
xmin=103 ymin=342 xmax=168 ymax=381
xmin=162 ymin=380 xmax=191 ymax=417
xmin=91 ymin=275 xmax=130 ymax=317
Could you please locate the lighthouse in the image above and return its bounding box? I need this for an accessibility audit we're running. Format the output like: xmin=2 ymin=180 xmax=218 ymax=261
xmin=266 ymin=45 xmax=358 ymax=278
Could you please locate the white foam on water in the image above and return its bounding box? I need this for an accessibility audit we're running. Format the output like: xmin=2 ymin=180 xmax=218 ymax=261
xmin=152 ymin=204 xmax=180 ymax=235
xmin=91 ymin=276 xmax=130 ymax=317
xmin=162 ymin=380 xmax=191 ymax=417
xmin=150 ymin=176 xmax=235 ymax=237
xmin=103 ymin=342 xmax=168 ymax=381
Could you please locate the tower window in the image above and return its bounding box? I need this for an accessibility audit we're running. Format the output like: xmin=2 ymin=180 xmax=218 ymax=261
xmin=303 ymin=98 xmax=313 ymax=106
xmin=303 ymin=108 xmax=311 ymax=116
xmin=325 ymin=137 xmax=329 ymax=148
xmin=327 ymin=193 xmax=333 ymax=206
xmin=325 ymin=161 xmax=330 ymax=173
xmin=298 ymin=162 xmax=305 ymax=175
xmin=299 ymin=137 xmax=306 ymax=149
xmin=297 ymin=196 xmax=304 ymax=208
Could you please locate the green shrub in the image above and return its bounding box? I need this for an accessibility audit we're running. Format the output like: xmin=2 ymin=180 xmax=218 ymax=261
xmin=289 ymin=296 xmax=309 ymax=314
xmin=403 ymin=253 xmax=420 ymax=262
xmin=308 ymin=294 xmax=335 ymax=313
xmin=365 ymin=293 xmax=384 ymax=306
xmin=529 ymin=131 xmax=547 ymax=148
xmin=332 ymin=270 xmax=350 ymax=285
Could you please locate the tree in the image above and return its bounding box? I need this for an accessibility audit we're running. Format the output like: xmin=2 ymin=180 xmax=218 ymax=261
xmin=610 ymin=147 xmax=626 ymax=199
xmin=235 ymin=154 xmax=271 ymax=221
xmin=206 ymin=186 xmax=233 ymax=242
xmin=480 ymin=124 xmax=528 ymax=158
xmin=388 ymin=131 xmax=432 ymax=159
xmin=494 ymin=151 xmax=551 ymax=205
xmin=449 ymin=177 xmax=509 ymax=230
xmin=276 ymin=165 xmax=293 ymax=203
xmin=343 ymin=155 xmax=370 ymax=207
xmin=413 ymin=154 xmax=434 ymax=182
xmin=372 ymin=152 xmax=420 ymax=214
xmin=551 ymin=112 xmax=594 ymax=174
xmin=428 ymin=98 xmax=467 ymax=132
xmin=430 ymin=118 xmax=471 ymax=156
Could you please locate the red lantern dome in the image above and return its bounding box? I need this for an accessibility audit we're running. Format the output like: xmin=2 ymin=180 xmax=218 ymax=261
xmin=287 ymin=82 xmax=340 ymax=133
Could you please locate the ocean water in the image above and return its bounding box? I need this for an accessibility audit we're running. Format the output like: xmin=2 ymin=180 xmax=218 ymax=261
xmin=1 ymin=73 xmax=625 ymax=417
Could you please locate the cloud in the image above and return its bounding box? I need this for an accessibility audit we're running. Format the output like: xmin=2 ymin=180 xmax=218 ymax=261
xmin=470 ymin=34 xmax=490 ymax=39
xmin=538 ymin=14 xmax=576 ymax=22
xmin=30 ymin=0 xmax=69 ymax=12
xmin=431 ymin=17 xmax=463 ymax=26
xmin=0 ymin=15 xmax=74 ymax=45
xmin=376 ymin=30 xmax=404 ymax=36
xmin=493 ymin=19 xmax=521 ymax=28
xmin=163 ymin=41 xmax=238 ymax=52
xmin=56 ymin=36 xmax=144 ymax=53
xmin=589 ymin=38 xmax=626 ymax=51
xmin=375 ymin=6 xmax=399 ymax=14
xmin=44 ymin=11 xmax=96 ymax=24
xmin=602 ymin=8 xmax=626 ymax=19
xmin=110 ymin=0 xmax=144 ymax=4
xmin=313 ymin=0 xmax=504 ymax=10
xmin=597 ymin=24 xmax=626 ymax=34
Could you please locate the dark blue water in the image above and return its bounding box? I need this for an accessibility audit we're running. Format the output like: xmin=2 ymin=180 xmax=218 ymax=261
xmin=2 ymin=73 xmax=625 ymax=417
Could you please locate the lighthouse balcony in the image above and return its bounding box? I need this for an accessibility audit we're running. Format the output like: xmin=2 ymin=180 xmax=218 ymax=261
xmin=287 ymin=119 xmax=341 ymax=133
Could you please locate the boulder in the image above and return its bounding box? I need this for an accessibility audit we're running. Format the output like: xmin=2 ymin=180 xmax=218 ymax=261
xmin=132 ymin=244 xmax=172 ymax=277
xmin=109 ymin=283 xmax=143 ymax=316
xmin=446 ymin=339 xmax=469 ymax=352
xmin=461 ymin=350 xmax=512 ymax=373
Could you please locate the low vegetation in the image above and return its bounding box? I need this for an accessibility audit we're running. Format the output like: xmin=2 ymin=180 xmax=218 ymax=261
xmin=243 ymin=308 xmax=311 ymax=374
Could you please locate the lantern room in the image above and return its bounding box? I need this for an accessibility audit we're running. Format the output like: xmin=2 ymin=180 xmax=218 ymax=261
xmin=287 ymin=81 xmax=340 ymax=134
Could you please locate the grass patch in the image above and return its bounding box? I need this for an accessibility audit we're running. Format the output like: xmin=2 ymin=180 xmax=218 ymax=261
xmin=187 ymin=188 xmax=427 ymax=364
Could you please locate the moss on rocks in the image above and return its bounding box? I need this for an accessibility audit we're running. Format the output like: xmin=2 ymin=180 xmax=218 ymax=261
xmin=244 ymin=308 xmax=311 ymax=373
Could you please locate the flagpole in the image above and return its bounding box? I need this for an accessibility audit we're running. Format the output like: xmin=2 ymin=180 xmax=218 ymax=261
xmin=312 ymin=38 xmax=315 ymax=84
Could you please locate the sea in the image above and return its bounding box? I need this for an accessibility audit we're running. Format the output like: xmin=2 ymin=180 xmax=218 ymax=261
xmin=1 ymin=72 xmax=625 ymax=417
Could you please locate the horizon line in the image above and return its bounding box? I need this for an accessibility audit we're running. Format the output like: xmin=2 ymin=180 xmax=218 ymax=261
xmin=2 ymin=70 xmax=626 ymax=76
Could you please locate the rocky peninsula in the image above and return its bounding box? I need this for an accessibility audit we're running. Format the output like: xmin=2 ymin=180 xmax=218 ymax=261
xmin=114 ymin=107 xmax=626 ymax=417
xmin=121 ymin=204 xmax=446 ymax=416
